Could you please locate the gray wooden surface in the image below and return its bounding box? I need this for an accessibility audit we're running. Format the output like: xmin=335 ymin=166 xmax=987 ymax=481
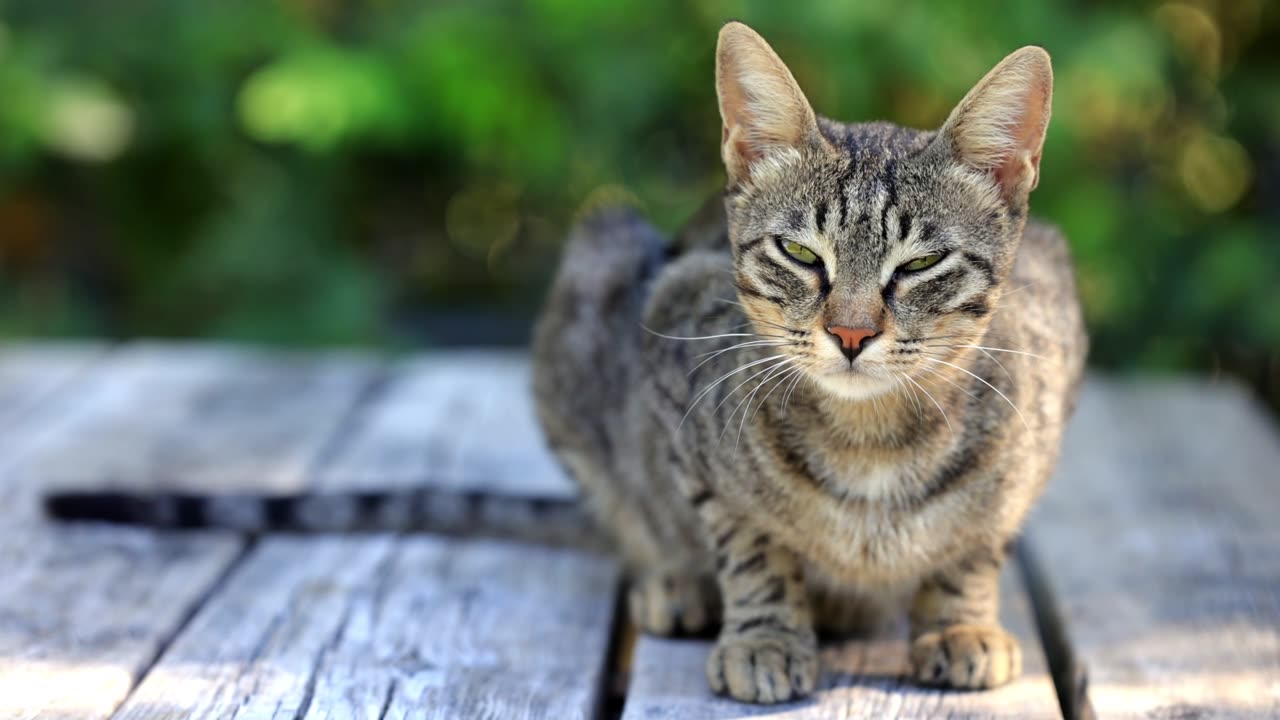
xmin=1027 ymin=378 xmax=1280 ymax=718
xmin=0 ymin=527 xmax=242 ymax=720
xmin=2 ymin=344 xmax=1279 ymax=719
xmin=19 ymin=343 xmax=376 ymax=497
xmin=623 ymin=565 xmax=1061 ymax=719
xmin=0 ymin=343 xmax=101 ymax=440
xmin=111 ymin=536 xmax=619 ymax=720
xmin=0 ymin=344 xmax=104 ymax=500
xmin=314 ymin=352 xmax=574 ymax=498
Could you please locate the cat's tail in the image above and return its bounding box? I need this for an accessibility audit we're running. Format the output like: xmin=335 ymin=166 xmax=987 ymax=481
xmin=43 ymin=487 xmax=606 ymax=548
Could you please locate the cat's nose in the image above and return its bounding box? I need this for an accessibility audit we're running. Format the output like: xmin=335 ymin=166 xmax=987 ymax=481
xmin=825 ymin=325 xmax=880 ymax=362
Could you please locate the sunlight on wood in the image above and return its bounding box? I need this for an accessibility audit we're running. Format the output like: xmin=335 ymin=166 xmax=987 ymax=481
xmin=0 ymin=660 xmax=134 ymax=716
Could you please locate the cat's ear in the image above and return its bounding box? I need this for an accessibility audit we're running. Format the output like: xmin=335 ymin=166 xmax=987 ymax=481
xmin=938 ymin=46 xmax=1053 ymax=202
xmin=716 ymin=22 xmax=824 ymax=186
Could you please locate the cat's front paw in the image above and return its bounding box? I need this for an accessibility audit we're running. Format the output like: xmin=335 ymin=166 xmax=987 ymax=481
xmin=628 ymin=570 xmax=720 ymax=636
xmin=706 ymin=625 xmax=818 ymax=704
xmin=910 ymin=624 xmax=1022 ymax=689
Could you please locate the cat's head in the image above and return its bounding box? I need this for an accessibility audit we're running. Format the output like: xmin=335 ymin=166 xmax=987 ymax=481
xmin=717 ymin=22 xmax=1051 ymax=401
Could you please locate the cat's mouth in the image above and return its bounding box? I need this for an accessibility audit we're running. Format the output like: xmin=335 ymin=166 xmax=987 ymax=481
xmin=811 ymin=361 xmax=898 ymax=401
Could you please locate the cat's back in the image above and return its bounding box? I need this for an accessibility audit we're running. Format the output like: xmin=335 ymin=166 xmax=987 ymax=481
xmin=1003 ymin=218 xmax=1086 ymax=363
xmin=988 ymin=217 xmax=1088 ymax=431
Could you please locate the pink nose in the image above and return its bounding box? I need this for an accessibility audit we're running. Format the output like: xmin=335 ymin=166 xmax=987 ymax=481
xmin=826 ymin=325 xmax=879 ymax=361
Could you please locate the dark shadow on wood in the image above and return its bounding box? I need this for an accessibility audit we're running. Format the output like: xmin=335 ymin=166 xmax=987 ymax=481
xmin=1017 ymin=537 xmax=1093 ymax=720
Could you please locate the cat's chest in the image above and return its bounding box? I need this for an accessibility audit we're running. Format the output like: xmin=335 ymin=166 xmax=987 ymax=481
xmin=804 ymin=448 xmax=922 ymax=503
xmin=736 ymin=437 xmax=965 ymax=584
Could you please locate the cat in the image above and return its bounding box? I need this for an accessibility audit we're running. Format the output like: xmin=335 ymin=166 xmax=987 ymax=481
xmin=531 ymin=21 xmax=1086 ymax=704
xmin=42 ymin=20 xmax=1086 ymax=706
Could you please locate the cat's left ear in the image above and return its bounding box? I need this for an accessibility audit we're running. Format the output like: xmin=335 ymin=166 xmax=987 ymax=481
xmin=937 ymin=47 xmax=1053 ymax=203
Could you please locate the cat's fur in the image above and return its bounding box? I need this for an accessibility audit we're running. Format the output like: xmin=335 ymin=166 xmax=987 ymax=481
xmin=532 ymin=22 xmax=1085 ymax=703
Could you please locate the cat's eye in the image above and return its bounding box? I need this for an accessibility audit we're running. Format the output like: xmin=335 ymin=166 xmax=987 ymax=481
xmin=900 ymin=253 xmax=943 ymax=273
xmin=782 ymin=241 xmax=819 ymax=265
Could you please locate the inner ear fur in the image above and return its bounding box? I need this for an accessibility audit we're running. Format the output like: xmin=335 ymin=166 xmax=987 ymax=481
xmin=716 ymin=22 xmax=828 ymax=185
xmin=937 ymin=46 xmax=1053 ymax=203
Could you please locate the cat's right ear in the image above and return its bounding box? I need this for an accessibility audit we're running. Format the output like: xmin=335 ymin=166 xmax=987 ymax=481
xmin=716 ymin=22 xmax=824 ymax=187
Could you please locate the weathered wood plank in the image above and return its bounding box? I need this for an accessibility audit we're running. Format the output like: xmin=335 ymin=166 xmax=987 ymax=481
xmin=113 ymin=536 xmax=619 ymax=720
xmin=623 ymin=566 xmax=1060 ymax=719
xmin=0 ymin=345 xmax=104 ymax=474
xmin=0 ymin=340 xmax=102 ymax=430
xmin=0 ymin=526 xmax=242 ymax=720
xmin=1024 ymin=378 xmax=1280 ymax=718
xmin=2 ymin=343 xmax=378 ymax=518
xmin=315 ymin=351 xmax=574 ymax=498
xmin=0 ymin=343 xmax=247 ymax=720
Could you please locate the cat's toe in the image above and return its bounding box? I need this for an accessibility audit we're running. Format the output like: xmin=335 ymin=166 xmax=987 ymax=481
xmin=706 ymin=627 xmax=818 ymax=703
xmin=628 ymin=571 xmax=720 ymax=636
xmin=910 ymin=624 xmax=1022 ymax=689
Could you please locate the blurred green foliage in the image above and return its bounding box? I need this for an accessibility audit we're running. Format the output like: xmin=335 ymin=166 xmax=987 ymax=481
xmin=0 ymin=1 xmax=1277 ymax=396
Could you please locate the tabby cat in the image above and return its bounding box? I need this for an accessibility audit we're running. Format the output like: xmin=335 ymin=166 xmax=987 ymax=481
xmin=531 ymin=21 xmax=1086 ymax=703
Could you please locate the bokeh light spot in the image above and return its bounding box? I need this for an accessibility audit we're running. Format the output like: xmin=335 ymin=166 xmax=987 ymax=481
xmin=238 ymin=48 xmax=406 ymax=151
xmin=42 ymin=79 xmax=134 ymax=163
xmin=1155 ymin=3 xmax=1222 ymax=81
xmin=1179 ymin=130 xmax=1251 ymax=213
xmin=445 ymin=184 xmax=522 ymax=266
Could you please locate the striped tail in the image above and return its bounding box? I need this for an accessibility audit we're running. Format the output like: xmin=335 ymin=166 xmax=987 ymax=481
xmin=43 ymin=488 xmax=603 ymax=548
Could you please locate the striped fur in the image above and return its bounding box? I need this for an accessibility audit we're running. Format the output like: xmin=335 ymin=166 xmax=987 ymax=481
xmin=532 ymin=23 xmax=1085 ymax=704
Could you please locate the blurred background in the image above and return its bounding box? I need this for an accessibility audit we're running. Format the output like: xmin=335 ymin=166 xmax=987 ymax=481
xmin=0 ymin=0 xmax=1277 ymax=408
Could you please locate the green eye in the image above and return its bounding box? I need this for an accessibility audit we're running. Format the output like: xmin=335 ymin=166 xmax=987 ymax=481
xmin=901 ymin=253 xmax=943 ymax=272
xmin=783 ymin=241 xmax=819 ymax=265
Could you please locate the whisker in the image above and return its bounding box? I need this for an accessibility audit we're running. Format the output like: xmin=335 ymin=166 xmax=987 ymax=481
xmin=910 ymin=332 xmax=1024 ymax=347
xmin=726 ymin=359 xmax=797 ymax=451
xmin=711 ymin=357 xmax=794 ymax=421
xmin=920 ymin=356 xmax=1030 ymax=431
xmin=896 ymin=373 xmax=924 ymax=419
xmin=729 ymin=320 xmax=809 ymax=336
xmin=949 ymin=344 xmax=1045 ymax=360
xmin=915 ymin=340 xmax=1028 ymax=382
xmin=914 ymin=346 xmax=1041 ymax=380
xmin=915 ymin=362 xmax=979 ymax=401
xmin=715 ymin=302 xmax=809 ymax=336
xmin=747 ymin=365 xmax=806 ymax=426
xmin=999 ymin=282 xmax=1038 ymax=298
xmin=679 ymin=354 xmax=790 ymax=429
xmin=693 ymin=339 xmax=796 ymax=360
xmin=902 ymin=373 xmax=953 ymax=434
xmin=687 ymin=340 xmax=800 ymax=376
xmin=716 ymin=298 xmax=806 ymax=328
xmin=782 ymin=366 xmax=808 ymax=413
xmin=973 ymin=347 xmax=1013 ymax=382
xmin=642 ymin=325 xmax=771 ymax=342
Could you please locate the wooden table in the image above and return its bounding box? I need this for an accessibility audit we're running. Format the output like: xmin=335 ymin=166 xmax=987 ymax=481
xmin=0 ymin=342 xmax=1276 ymax=719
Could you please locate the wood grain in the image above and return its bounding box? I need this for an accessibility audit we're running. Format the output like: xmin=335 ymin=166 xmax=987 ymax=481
xmin=4 ymin=343 xmax=378 ymax=518
xmin=623 ymin=565 xmax=1061 ymax=719
xmin=112 ymin=536 xmax=620 ymax=720
xmin=314 ymin=351 xmax=574 ymax=498
xmin=1024 ymin=377 xmax=1280 ymax=718
xmin=0 ymin=526 xmax=242 ymax=720
xmin=0 ymin=343 xmax=248 ymax=720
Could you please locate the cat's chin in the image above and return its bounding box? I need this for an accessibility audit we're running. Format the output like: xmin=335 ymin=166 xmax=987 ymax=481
xmin=809 ymin=369 xmax=899 ymax=403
